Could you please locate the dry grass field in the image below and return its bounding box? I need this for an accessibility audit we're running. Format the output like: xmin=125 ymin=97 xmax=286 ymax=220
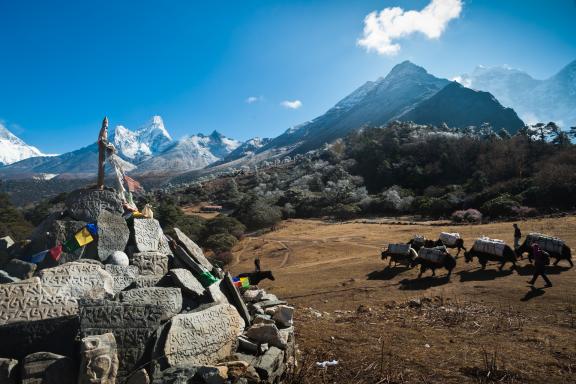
xmin=229 ymin=216 xmax=576 ymax=384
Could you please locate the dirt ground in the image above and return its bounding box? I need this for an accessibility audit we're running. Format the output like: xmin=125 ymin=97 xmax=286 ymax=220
xmin=229 ymin=216 xmax=576 ymax=384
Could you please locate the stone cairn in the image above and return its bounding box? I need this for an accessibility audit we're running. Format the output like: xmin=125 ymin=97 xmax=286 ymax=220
xmin=0 ymin=188 xmax=296 ymax=384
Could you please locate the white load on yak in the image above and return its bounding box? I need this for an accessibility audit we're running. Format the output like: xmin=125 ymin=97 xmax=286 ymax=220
xmin=472 ymin=237 xmax=506 ymax=257
xmin=439 ymin=232 xmax=460 ymax=247
xmin=387 ymin=243 xmax=411 ymax=256
xmin=418 ymin=246 xmax=446 ymax=264
xmin=526 ymin=233 xmax=564 ymax=254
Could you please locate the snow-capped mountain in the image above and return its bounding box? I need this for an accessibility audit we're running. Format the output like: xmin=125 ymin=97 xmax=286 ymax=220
xmin=0 ymin=117 xmax=241 ymax=178
xmin=0 ymin=123 xmax=47 ymax=166
xmin=221 ymin=137 xmax=272 ymax=163
xmin=456 ymin=60 xmax=576 ymax=126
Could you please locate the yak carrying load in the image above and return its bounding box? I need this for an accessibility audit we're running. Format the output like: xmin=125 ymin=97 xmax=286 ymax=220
xmin=418 ymin=246 xmax=447 ymax=264
xmin=388 ymin=243 xmax=411 ymax=256
xmin=472 ymin=237 xmax=506 ymax=257
xmin=526 ymin=233 xmax=564 ymax=254
xmin=439 ymin=232 xmax=461 ymax=247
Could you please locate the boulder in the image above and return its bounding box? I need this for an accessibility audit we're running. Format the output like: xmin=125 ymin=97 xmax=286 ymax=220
xmin=104 ymin=265 xmax=139 ymax=294
xmin=0 ymin=278 xmax=78 ymax=326
xmin=241 ymin=347 xmax=285 ymax=383
xmin=78 ymin=333 xmax=119 ymax=384
xmin=120 ymin=287 xmax=182 ymax=321
xmin=39 ymin=262 xmax=114 ymax=299
xmin=162 ymin=304 xmax=245 ymax=367
xmin=27 ymin=215 xmax=86 ymax=260
xmin=172 ymin=228 xmax=213 ymax=271
xmin=170 ymin=269 xmax=206 ymax=298
xmin=4 ymin=259 xmax=36 ymax=280
xmin=65 ymin=188 xmax=123 ymax=223
xmin=271 ymin=305 xmax=294 ymax=328
xmin=105 ymin=251 xmax=129 ymax=266
xmin=244 ymin=323 xmax=286 ymax=350
xmin=0 ymin=358 xmax=18 ymax=384
xmin=21 ymin=352 xmax=76 ymax=384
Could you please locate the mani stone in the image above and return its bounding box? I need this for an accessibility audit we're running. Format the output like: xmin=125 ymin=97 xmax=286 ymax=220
xmin=79 ymin=300 xmax=163 ymax=379
xmin=0 ymin=316 xmax=80 ymax=361
xmin=0 ymin=277 xmax=78 ymax=326
xmin=27 ymin=215 xmax=86 ymax=260
xmin=4 ymin=259 xmax=37 ymax=280
xmin=163 ymin=304 xmax=245 ymax=367
xmin=131 ymin=275 xmax=164 ymax=289
xmin=65 ymin=188 xmax=124 ymax=223
xmin=133 ymin=219 xmax=164 ymax=253
xmin=104 ymin=265 xmax=139 ymax=294
xmin=170 ymin=269 xmax=206 ymax=298
xmin=92 ymin=210 xmax=130 ymax=262
xmin=132 ymin=252 xmax=169 ymax=276
xmin=21 ymin=352 xmax=76 ymax=384
xmin=0 ymin=358 xmax=18 ymax=384
xmin=121 ymin=287 xmax=182 ymax=321
xmin=172 ymin=228 xmax=213 ymax=271
xmin=78 ymin=333 xmax=119 ymax=384
xmin=221 ymin=273 xmax=251 ymax=326
xmin=39 ymin=262 xmax=114 ymax=299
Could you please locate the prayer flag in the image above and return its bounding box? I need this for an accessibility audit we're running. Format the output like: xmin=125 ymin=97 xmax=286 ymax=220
xmin=85 ymin=223 xmax=98 ymax=236
xmin=75 ymin=227 xmax=94 ymax=247
xmin=63 ymin=238 xmax=80 ymax=253
xmin=49 ymin=244 xmax=63 ymax=262
xmin=125 ymin=175 xmax=143 ymax=192
xmin=30 ymin=250 xmax=49 ymax=264
xmin=240 ymin=277 xmax=250 ymax=288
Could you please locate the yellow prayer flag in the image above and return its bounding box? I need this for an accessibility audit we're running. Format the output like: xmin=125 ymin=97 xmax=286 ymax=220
xmin=75 ymin=227 xmax=94 ymax=246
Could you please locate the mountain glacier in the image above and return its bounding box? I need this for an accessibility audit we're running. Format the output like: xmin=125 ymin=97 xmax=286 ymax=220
xmin=0 ymin=123 xmax=48 ymax=166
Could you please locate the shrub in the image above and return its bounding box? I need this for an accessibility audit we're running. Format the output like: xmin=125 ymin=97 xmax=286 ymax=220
xmin=205 ymin=215 xmax=246 ymax=239
xmin=511 ymin=206 xmax=537 ymax=217
xmin=323 ymin=203 xmax=360 ymax=221
xmin=210 ymin=251 xmax=234 ymax=267
xmin=205 ymin=233 xmax=238 ymax=253
xmin=234 ymin=197 xmax=282 ymax=230
xmin=451 ymin=209 xmax=482 ymax=223
xmin=480 ymin=194 xmax=520 ymax=218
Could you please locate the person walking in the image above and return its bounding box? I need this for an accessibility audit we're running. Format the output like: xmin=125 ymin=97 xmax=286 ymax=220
xmin=528 ymin=242 xmax=552 ymax=287
xmin=513 ymin=223 xmax=522 ymax=249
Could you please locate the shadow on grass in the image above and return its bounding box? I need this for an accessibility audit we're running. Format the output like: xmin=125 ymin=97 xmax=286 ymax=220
xmin=521 ymin=286 xmax=545 ymax=302
xmin=399 ymin=275 xmax=451 ymax=290
xmin=515 ymin=264 xmax=571 ymax=276
xmin=367 ymin=266 xmax=411 ymax=280
xmin=458 ymin=268 xmax=514 ymax=282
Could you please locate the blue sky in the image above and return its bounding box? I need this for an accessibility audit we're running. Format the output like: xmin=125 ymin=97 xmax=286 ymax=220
xmin=1 ymin=0 xmax=575 ymax=153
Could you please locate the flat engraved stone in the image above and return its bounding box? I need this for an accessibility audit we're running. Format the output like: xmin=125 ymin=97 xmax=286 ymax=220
xmin=0 ymin=278 xmax=78 ymax=326
xmin=120 ymin=287 xmax=182 ymax=321
xmin=39 ymin=262 xmax=114 ymax=299
xmin=133 ymin=219 xmax=164 ymax=253
xmin=163 ymin=304 xmax=245 ymax=367
xmin=173 ymin=228 xmax=213 ymax=271
xmin=131 ymin=252 xmax=169 ymax=276
xmin=104 ymin=265 xmax=139 ymax=295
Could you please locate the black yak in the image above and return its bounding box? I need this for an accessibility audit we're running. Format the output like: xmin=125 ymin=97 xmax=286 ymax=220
xmin=435 ymin=232 xmax=466 ymax=257
xmin=237 ymin=270 xmax=275 ymax=285
xmin=516 ymin=234 xmax=573 ymax=267
xmin=410 ymin=247 xmax=457 ymax=279
xmin=381 ymin=246 xmax=418 ymax=268
xmin=464 ymin=240 xmax=517 ymax=270
xmin=407 ymin=236 xmax=436 ymax=252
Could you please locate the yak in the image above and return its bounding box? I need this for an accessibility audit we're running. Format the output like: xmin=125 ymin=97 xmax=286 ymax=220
xmin=407 ymin=237 xmax=436 ymax=252
xmin=410 ymin=248 xmax=457 ymax=279
xmin=517 ymin=239 xmax=573 ymax=267
xmin=434 ymin=238 xmax=466 ymax=257
xmin=464 ymin=244 xmax=517 ymax=271
xmin=381 ymin=247 xmax=418 ymax=268
xmin=237 ymin=270 xmax=275 ymax=285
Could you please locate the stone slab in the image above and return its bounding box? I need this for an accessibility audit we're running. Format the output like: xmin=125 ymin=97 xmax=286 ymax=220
xmin=132 ymin=252 xmax=169 ymax=276
xmin=172 ymin=228 xmax=213 ymax=271
xmin=133 ymin=219 xmax=164 ymax=253
xmin=94 ymin=210 xmax=130 ymax=262
xmin=221 ymin=273 xmax=251 ymax=326
xmin=170 ymin=268 xmax=206 ymax=298
xmin=39 ymin=262 xmax=114 ymax=299
xmin=131 ymin=275 xmax=165 ymax=289
xmin=121 ymin=287 xmax=182 ymax=321
xmin=27 ymin=215 xmax=87 ymax=261
xmin=65 ymin=188 xmax=124 ymax=223
xmin=104 ymin=265 xmax=139 ymax=295
xmin=163 ymin=304 xmax=245 ymax=367
xmin=79 ymin=299 xmax=164 ymax=379
xmin=0 ymin=315 xmax=80 ymax=361
xmin=21 ymin=352 xmax=76 ymax=384
xmin=0 ymin=278 xmax=78 ymax=326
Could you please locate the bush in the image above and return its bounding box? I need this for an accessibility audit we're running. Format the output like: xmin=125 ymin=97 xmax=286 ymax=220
xmin=205 ymin=215 xmax=246 ymax=239
xmin=451 ymin=208 xmax=483 ymax=223
xmin=209 ymin=251 xmax=234 ymax=267
xmin=511 ymin=206 xmax=538 ymax=218
xmin=323 ymin=203 xmax=360 ymax=221
xmin=205 ymin=233 xmax=238 ymax=253
xmin=234 ymin=197 xmax=282 ymax=230
xmin=480 ymin=194 xmax=520 ymax=218
xmin=412 ymin=196 xmax=453 ymax=216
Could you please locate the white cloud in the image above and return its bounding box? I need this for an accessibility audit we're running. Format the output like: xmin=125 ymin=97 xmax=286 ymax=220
xmin=451 ymin=75 xmax=472 ymax=87
xmin=245 ymin=96 xmax=262 ymax=104
xmin=358 ymin=0 xmax=462 ymax=56
xmin=280 ymin=100 xmax=302 ymax=109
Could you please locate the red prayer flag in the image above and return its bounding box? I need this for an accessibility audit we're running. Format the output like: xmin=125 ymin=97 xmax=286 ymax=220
xmin=125 ymin=175 xmax=143 ymax=192
xmin=49 ymin=244 xmax=63 ymax=261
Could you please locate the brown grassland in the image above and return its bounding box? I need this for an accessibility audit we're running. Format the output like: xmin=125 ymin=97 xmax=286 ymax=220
xmin=229 ymin=216 xmax=576 ymax=384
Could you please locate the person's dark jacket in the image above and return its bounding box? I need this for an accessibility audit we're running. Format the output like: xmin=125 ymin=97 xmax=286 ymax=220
xmin=531 ymin=244 xmax=549 ymax=267
xmin=514 ymin=227 xmax=521 ymax=238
